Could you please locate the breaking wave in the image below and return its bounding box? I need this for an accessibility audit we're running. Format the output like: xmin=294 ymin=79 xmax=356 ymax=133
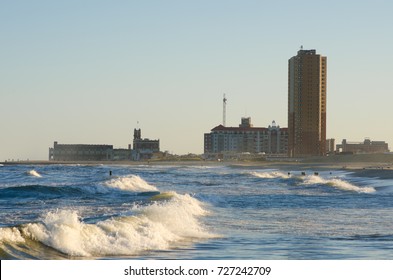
xmin=0 ymin=192 xmax=215 ymax=257
xmin=303 ymin=175 xmax=376 ymax=193
xmin=27 ymin=170 xmax=42 ymax=178
xmin=104 ymin=175 xmax=158 ymax=192
xmin=0 ymin=227 xmax=25 ymax=243
xmin=250 ymin=170 xmax=375 ymax=193
xmin=250 ymin=171 xmax=289 ymax=179
xmin=0 ymin=175 xmax=159 ymax=199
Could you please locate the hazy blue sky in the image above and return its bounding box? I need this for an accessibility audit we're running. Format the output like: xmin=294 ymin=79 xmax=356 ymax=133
xmin=1 ymin=0 xmax=393 ymax=160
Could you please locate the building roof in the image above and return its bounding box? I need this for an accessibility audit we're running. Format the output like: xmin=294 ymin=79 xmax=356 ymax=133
xmin=211 ymin=125 xmax=288 ymax=132
xmin=54 ymin=143 xmax=113 ymax=148
xmin=211 ymin=125 xmax=264 ymax=132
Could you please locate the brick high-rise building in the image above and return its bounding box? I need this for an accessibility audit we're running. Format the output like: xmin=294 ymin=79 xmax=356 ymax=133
xmin=288 ymin=49 xmax=327 ymax=157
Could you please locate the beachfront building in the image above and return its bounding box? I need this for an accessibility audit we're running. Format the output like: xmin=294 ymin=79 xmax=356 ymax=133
xmin=336 ymin=139 xmax=390 ymax=154
xmin=49 ymin=142 xmax=114 ymax=161
xmin=132 ymin=128 xmax=160 ymax=160
xmin=49 ymin=128 xmax=160 ymax=161
xmin=288 ymin=48 xmax=327 ymax=157
xmin=326 ymin=138 xmax=336 ymax=154
xmin=49 ymin=142 xmax=135 ymax=161
xmin=204 ymin=118 xmax=288 ymax=158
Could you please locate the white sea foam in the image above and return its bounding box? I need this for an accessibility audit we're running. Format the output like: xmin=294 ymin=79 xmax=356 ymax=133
xmin=303 ymin=175 xmax=376 ymax=193
xmin=105 ymin=175 xmax=158 ymax=192
xmin=250 ymin=171 xmax=289 ymax=179
xmin=20 ymin=192 xmax=214 ymax=257
xmin=0 ymin=227 xmax=25 ymax=243
xmin=27 ymin=169 xmax=41 ymax=177
xmin=27 ymin=170 xmax=42 ymax=178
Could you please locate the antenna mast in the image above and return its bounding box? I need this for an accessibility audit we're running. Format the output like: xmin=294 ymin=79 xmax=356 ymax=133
xmin=223 ymin=94 xmax=227 ymax=127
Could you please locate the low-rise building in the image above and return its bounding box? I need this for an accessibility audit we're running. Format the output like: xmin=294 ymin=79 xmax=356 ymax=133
xmin=49 ymin=142 xmax=113 ymax=161
xmin=132 ymin=129 xmax=160 ymax=160
xmin=49 ymin=128 xmax=159 ymax=161
xmin=112 ymin=148 xmax=132 ymax=160
xmin=336 ymin=138 xmax=389 ymax=154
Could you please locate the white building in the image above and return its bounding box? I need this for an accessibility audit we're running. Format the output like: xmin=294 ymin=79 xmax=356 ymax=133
xmin=204 ymin=118 xmax=288 ymax=157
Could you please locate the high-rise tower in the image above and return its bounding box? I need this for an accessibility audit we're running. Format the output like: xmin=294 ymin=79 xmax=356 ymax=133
xmin=288 ymin=49 xmax=327 ymax=157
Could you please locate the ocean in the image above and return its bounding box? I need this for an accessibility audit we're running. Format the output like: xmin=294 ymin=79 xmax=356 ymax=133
xmin=1 ymin=163 xmax=393 ymax=260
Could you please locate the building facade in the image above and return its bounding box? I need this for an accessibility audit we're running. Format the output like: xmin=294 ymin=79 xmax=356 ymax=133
xmin=49 ymin=129 xmax=159 ymax=161
xmin=288 ymin=49 xmax=327 ymax=157
xmin=204 ymin=118 xmax=288 ymax=157
xmin=326 ymin=138 xmax=336 ymax=154
xmin=49 ymin=142 xmax=114 ymax=161
xmin=132 ymin=129 xmax=160 ymax=160
xmin=336 ymin=139 xmax=389 ymax=154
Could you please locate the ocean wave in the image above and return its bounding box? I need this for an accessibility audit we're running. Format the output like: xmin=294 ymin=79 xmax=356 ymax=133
xmin=0 ymin=175 xmax=158 ymax=197
xmin=1 ymin=192 xmax=215 ymax=257
xmin=250 ymin=171 xmax=289 ymax=179
xmin=26 ymin=170 xmax=42 ymax=178
xmin=0 ymin=227 xmax=25 ymax=243
xmin=104 ymin=175 xmax=158 ymax=192
xmin=0 ymin=185 xmax=83 ymax=199
xmin=302 ymin=175 xmax=375 ymax=193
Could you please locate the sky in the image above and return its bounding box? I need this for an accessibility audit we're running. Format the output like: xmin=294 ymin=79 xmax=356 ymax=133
xmin=1 ymin=0 xmax=393 ymax=160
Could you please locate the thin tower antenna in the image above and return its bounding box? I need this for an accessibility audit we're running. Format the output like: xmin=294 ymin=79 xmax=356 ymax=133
xmin=223 ymin=94 xmax=227 ymax=127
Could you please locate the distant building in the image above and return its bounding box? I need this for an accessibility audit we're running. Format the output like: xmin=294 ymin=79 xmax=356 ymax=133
xmin=49 ymin=142 xmax=113 ymax=161
xmin=49 ymin=128 xmax=159 ymax=161
xmin=336 ymin=139 xmax=389 ymax=154
xmin=112 ymin=148 xmax=132 ymax=160
xmin=204 ymin=118 xmax=288 ymax=157
xmin=288 ymin=48 xmax=327 ymax=157
xmin=132 ymin=129 xmax=160 ymax=160
xmin=326 ymin=138 xmax=336 ymax=154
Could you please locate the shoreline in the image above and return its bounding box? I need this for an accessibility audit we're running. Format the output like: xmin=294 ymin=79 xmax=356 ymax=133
xmin=2 ymin=154 xmax=393 ymax=171
xmin=2 ymin=155 xmax=393 ymax=180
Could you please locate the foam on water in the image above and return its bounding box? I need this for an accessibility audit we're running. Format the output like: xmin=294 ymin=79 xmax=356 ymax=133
xmin=0 ymin=227 xmax=25 ymax=243
xmin=3 ymin=164 xmax=392 ymax=260
xmin=250 ymin=171 xmax=289 ymax=179
xmin=104 ymin=175 xmax=158 ymax=192
xmin=11 ymin=192 xmax=214 ymax=257
xmin=27 ymin=170 xmax=42 ymax=178
xmin=303 ymin=175 xmax=376 ymax=193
